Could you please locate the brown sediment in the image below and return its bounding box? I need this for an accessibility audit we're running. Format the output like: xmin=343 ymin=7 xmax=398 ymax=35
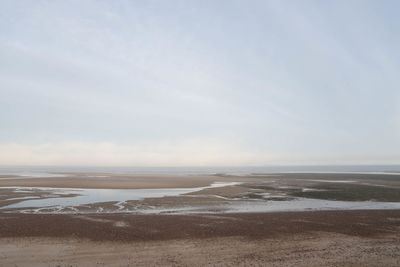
xmin=0 ymin=173 xmax=258 ymax=189
xmin=1 ymin=171 xmax=400 ymax=266
xmin=1 ymin=210 xmax=400 ymax=266
xmin=1 ymin=210 xmax=400 ymax=241
xmin=1 ymin=172 xmax=400 ymax=213
xmin=1 ymin=232 xmax=399 ymax=267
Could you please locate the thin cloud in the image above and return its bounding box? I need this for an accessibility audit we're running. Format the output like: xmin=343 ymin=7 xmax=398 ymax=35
xmin=1 ymin=1 xmax=399 ymax=165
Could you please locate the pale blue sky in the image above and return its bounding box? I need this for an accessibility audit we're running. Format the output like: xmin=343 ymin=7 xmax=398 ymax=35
xmin=0 ymin=0 xmax=399 ymax=166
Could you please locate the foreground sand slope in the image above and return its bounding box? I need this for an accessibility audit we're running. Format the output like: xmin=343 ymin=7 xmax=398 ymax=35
xmin=1 ymin=210 xmax=400 ymax=266
xmin=1 ymin=232 xmax=399 ymax=267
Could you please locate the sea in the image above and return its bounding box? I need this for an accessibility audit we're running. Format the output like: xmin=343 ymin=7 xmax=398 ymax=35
xmin=0 ymin=165 xmax=400 ymax=177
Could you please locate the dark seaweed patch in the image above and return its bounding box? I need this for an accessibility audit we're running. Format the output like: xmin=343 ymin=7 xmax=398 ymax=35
xmin=290 ymin=183 xmax=400 ymax=202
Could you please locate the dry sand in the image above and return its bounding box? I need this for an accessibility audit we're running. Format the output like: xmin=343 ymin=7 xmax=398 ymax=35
xmin=0 ymin=173 xmax=258 ymax=189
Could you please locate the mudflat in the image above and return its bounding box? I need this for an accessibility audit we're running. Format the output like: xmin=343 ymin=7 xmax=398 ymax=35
xmin=0 ymin=173 xmax=253 ymax=189
xmin=1 ymin=172 xmax=400 ymax=266
xmin=0 ymin=210 xmax=400 ymax=266
xmin=1 ymin=210 xmax=400 ymax=240
xmin=1 ymin=233 xmax=399 ymax=266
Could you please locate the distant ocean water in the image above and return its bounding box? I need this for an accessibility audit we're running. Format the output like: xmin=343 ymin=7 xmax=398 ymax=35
xmin=0 ymin=165 xmax=400 ymax=176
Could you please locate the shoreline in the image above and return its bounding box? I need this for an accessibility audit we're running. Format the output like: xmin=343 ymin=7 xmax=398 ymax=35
xmin=1 ymin=171 xmax=400 ymax=266
xmin=1 ymin=172 xmax=400 ymax=214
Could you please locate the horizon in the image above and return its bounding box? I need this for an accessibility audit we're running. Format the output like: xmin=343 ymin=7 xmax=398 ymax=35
xmin=1 ymin=164 xmax=400 ymax=173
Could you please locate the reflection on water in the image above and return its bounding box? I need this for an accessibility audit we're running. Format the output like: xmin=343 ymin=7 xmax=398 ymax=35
xmin=225 ymin=198 xmax=400 ymax=213
xmin=1 ymin=182 xmax=241 ymax=210
xmin=2 ymin=181 xmax=400 ymax=215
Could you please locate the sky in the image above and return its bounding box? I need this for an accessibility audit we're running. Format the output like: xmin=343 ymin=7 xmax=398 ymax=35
xmin=0 ymin=0 xmax=400 ymax=166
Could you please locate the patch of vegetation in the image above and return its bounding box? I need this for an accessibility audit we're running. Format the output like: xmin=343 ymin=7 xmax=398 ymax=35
xmin=244 ymin=193 xmax=265 ymax=199
xmin=214 ymin=173 xmax=229 ymax=177
xmin=264 ymin=197 xmax=294 ymax=201
xmin=290 ymin=183 xmax=400 ymax=202
xmin=280 ymin=173 xmax=400 ymax=182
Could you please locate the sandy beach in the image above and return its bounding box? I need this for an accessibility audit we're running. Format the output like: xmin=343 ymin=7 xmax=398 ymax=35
xmin=0 ymin=173 xmax=253 ymax=189
xmin=1 ymin=210 xmax=400 ymax=266
xmin=1 ymin=172 xmax=400 ymax=266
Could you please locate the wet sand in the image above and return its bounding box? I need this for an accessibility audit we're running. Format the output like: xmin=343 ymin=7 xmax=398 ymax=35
xmin=1 ymin=210 xmax=400 ymax=240
xmin=1 ymin=210 xmax=400 ymax=266
xmin=2 ymin=233 xmax=399 ymax=266
xmin=1 ymin=172 xmax=400 ymax=265
xmin=2 ymin=172 xmax=400 ymax=214
xmin=0 ymin=173 xmax=257 ymax=189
